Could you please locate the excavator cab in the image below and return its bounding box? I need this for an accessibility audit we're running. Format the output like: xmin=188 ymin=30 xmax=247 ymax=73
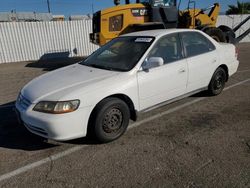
xmin=143 ymin=0 xmax=178 ymax=28
xmin=90 ymin=0 xmax=179 ymax=45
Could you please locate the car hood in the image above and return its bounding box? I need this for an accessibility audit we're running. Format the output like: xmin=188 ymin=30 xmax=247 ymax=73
xmin=21 ymin=64 xmax=119 ymax=103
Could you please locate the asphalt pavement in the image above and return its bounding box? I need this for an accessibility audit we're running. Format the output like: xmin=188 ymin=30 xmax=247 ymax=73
xmin=0 ymin=43 xmax=249 ymax=187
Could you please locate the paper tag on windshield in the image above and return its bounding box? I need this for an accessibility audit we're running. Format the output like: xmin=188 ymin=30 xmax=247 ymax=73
xmin=135 ymin=38 xmax=153 ymax=43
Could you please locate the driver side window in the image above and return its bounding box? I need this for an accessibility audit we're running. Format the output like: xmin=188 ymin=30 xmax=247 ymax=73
xmin=147 ymin=33 xmax=183 ymax=64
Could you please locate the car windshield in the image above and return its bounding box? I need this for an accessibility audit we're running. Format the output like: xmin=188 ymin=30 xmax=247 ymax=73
xmin=80 ymin=36 xmax=154 ymax=72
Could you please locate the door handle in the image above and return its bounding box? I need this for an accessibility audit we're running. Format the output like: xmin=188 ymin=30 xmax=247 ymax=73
xmin=212 ymin=59 xmax=217 ymax=64
xmin=178 ymin=68 xmax=186 ymax=73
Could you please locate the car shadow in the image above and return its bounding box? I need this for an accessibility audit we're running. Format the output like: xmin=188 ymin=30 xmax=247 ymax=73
xmin=62 ymin=137 xmax=101 ymax=145
xmin=0 ymin=102 xmax=99 ymax=151
xmin=0 ymin=102 xmax=58 ymax=151
xmin=25 ymin=55 xmax=86 ymax=71
xmin=189 ymin=90 xmax=212 ymax=98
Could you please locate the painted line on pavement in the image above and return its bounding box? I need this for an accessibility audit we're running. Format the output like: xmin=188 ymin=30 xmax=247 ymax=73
xmin=237 ymin=69 xmax=250 ymax=73
xmin=0 ymin=78 xmax=250 ymax=182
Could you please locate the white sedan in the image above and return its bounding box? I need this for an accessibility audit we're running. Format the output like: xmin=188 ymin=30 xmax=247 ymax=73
xmin=16 ymin=29 xmax=239 ymax=143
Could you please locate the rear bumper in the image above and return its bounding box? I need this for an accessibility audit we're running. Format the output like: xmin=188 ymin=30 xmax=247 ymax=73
xmin=228 ymin=59 xmax=239 ymax=76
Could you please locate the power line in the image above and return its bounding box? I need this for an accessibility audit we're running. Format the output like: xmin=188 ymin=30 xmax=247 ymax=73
xmin=91 ymin=0 xmax=94 ymax=14
xmin=47 ymin=0 xmax=51 ymax=13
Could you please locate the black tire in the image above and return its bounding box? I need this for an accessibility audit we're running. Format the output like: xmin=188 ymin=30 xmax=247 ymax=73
xmin=204 ymin=27 xmax=226 ymax=42
xmin=90 ymin=97 xmax=130 ymax=143
xmin=208 ymin=67 xmax=227 ymax=96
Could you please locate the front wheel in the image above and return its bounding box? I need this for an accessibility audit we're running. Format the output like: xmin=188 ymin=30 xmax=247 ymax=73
xmin=208 ymin=67 xmax=227 ymax=96
xmin=90 ymin=97 xmax=130 ymax=143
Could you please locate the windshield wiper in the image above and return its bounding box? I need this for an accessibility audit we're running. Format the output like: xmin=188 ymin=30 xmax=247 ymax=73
xmin=92 ymin=64 xmax=115 ymax=71
xmin=88 ymin=64 xmax=104 ymax=69
xmin=83 ymin=63 xmax=116 ymax=71
xmin=80 ymin=62 xmax=125 ymax=72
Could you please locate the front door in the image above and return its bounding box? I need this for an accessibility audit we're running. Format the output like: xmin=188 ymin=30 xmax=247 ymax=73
xmin=137 ymin=33 xmax=188 ymax=110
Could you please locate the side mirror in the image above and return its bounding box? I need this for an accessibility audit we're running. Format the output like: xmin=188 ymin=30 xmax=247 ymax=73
xmin=142 ymin=57 xmax=164 ymax=70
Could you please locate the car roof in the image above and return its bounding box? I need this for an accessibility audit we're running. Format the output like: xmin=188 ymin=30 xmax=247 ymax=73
xmin=121 ymin=29 xmax=199 ymax=38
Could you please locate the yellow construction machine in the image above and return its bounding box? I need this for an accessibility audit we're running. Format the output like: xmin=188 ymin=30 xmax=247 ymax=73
xmin=90 ymin=0 xmax=250 ymax=46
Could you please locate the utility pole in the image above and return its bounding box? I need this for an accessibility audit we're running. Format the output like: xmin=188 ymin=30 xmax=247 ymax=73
xmin=91 ymin=0 xmax=94 ymax=14
xmin=47 ymin=0 xmax=51 ymax=13
xmin=92 ymin=3 xmax=94 ymax=14
xmin=242 ymin=0 xmax=245 ymax=14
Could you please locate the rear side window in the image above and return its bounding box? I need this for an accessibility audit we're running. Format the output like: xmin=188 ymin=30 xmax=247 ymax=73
xmin=181 ymin=32 xmax=216 ymax=58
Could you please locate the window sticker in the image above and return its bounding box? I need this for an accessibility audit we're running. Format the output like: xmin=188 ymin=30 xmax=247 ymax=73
xmin=135 ymin=38 xmax=153 ymax=43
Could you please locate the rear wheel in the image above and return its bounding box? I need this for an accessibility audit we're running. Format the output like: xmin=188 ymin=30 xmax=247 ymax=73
xmin=90 ymin=98 xmax=130 ymax=143
xmin=208 ymin=67 xmax=227 ymax=96
xmin=204 ymin=27 xmax=226 ymax=42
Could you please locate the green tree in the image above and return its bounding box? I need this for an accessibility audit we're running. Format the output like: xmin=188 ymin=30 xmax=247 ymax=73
xmin=226 ymin=1 xmax=250 ymax=15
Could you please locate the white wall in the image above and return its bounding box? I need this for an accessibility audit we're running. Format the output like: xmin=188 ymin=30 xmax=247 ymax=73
xmin=0 ymin=15 xmax=249 ymax=64
xmin=217 ymin=14 xmax=250 ymax=43
xmin=0 ymin=20 xmax=99 ymax=64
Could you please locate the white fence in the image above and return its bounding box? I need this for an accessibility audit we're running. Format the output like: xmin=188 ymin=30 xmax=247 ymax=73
xmin=217 ymin=14 xmax=250 ymax=43
xmin=0 ymin=20 xmax=99 ymax=64
xmin=0 ymin=15 xmax=249 ymax=64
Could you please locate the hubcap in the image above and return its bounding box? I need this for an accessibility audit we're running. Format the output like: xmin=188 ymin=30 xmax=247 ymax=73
xmin=103 ymin=108 xmax=123 ymax=133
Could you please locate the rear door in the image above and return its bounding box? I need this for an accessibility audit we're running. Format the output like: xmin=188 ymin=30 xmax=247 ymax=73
xmin=180 ymin=32 xmax=219 ymax=92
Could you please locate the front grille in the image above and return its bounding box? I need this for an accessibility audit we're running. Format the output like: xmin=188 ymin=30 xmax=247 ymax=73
xmin=17 ymin=94 xmax=31 ymax=110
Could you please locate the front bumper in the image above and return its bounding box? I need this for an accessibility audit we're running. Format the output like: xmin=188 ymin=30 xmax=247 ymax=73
xmin=15 ymin=99 xmax=92 ymax=141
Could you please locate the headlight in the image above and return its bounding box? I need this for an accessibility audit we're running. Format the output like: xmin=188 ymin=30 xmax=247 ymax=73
xmin=33 ymin=100 xmax=80 ymax=114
